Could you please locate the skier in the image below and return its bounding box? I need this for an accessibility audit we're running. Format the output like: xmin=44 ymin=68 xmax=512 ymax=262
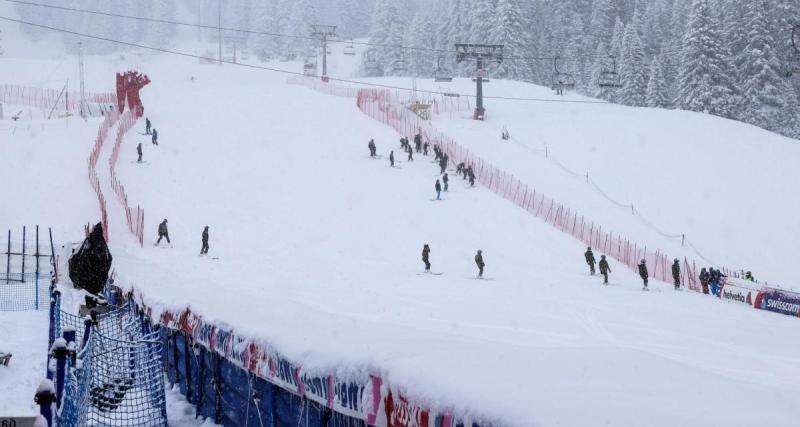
xmin=598 ymin=255 xmax=611 ymax=285
xmin=152 ymin=128 xmax=158 ymax=146
xmin=442 ymin=173 xmax=449 ymax=192
xmin=136 ymin=143 xmax=143 ymax=163
xmin=389 ymin=150 xmax=395 ymax=167
xmin=423 ymin=142 xmax=429 ymax=156
xmin=638 ymin=259 xmax=649 ymax=290
xmin=475 ymin=250 xmax=485 ymax=278
xmin=468 ymin=169 xmax=475 ymax=187
xmin=156 ymin=219 xmax=170 ymax=246
xmin=672 ymin=259 xmax=681 ymax=290
xmin=145 ymin=117 xmax=151 ymax=135
xmin=584 ymin=247 xmax=596 ymax=275
xmin=435 ymin=179 xmax=442 ymax=200
xmin=439 ymin=156 xmax=448 ymax=174
xmin=200 ymin=226 xmax=209 ymax=255
xmin=399 ymin=137 xmax=407 ymax=150
xmin=744 ymin=271 xmax=755 ymax=282
xmin=709 ymin=268 xmax=721 ymax=296
xmin=414 ymin=133 xmax=422 ymax=153
xmin=407 ymin=144 xmax=413 ymax=161
xmin=456 ymin=162 xmax=464 ymax=176
xmin=699 ymin=268 xmax=710 ymax=294
xmin=422 ymin=244 xmax=431 ymax=271
xmin=368 ymin=139 xmax=377 ymax=157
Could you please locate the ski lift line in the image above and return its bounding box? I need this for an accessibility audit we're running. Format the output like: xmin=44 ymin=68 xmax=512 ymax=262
xmin=0 ymin=16 xmax=614 ymax=105
xmin=3 ymin=0 xmax=687 ymax=64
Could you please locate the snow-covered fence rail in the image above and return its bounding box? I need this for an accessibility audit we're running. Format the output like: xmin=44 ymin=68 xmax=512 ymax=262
xmin=0 ymin=84 xmax=115 ymax=113
xmin=87 ymin=110 xmax=119 ymax=242
xmin=109 ymin=108 xmax=145 ymax=246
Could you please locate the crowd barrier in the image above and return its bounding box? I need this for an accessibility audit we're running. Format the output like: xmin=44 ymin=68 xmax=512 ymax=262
xmin=0 ymin=84 xmax=115 ymax=114
xmin=87 ymin=110 xmax=119 ymax=242
xmin=109 ymin=108 xmax=145 ymax=246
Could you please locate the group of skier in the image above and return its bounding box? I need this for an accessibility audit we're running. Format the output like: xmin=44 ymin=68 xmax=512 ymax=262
xmin=422 ymin=244 xmax=486 ymax=278
xmin=137 ymin=117 xmax=159 ymax=163
xmin=155 ymin=219 xmax=211 ymax=256
xmin=584 ymin=246 xmax=684 ymax=291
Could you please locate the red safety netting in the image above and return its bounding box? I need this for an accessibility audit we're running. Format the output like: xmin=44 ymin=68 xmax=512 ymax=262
xmin=87 ymin=110 xmax=119 ymax=242
xmin=108 ymin=108 xmax=145 ymax=246
xmin=0 ymin=84 xmax=115 ymax=112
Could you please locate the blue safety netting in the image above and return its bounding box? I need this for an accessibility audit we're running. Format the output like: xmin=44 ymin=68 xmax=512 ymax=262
xmin=0 ymin=272 xmax=50 ymax=311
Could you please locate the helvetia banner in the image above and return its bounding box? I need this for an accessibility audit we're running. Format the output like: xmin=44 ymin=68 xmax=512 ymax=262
xmin=754 ymin=288 xmax=800 ymax=318
xmin=719 ymin=283 xmax=757 ymax=307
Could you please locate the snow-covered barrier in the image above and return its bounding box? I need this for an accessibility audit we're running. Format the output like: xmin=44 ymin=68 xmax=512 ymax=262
xmin=719 ymin=279 xmax=760 ymax=307
xmin=0 ymin=84 xmax=115 ymax=116
xmin=754 ymin=287 xmax=800 ymax=318
xmin=109 ymin=108 xmax=145 ymax=246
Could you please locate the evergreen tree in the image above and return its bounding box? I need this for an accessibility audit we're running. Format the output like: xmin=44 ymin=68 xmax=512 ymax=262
xmin=645 ymin=55 xmax=669 ymax=107
xmin=491 ymin=0 xmax=528 ymax=80
xmin=619 ymin=22 xmax=646 ymax=106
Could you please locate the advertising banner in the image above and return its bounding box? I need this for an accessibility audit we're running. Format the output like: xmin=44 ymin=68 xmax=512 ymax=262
xmin=755 ymin=288 xmax=800 ymax=318
xmin=719 ymin=283 xmax=757 ymax=307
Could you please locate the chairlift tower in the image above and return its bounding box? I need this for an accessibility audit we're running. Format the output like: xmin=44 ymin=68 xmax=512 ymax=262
xmin=455 ymin=44 xmax=504 ymax=120
xmin=310 ymin=24 xmax=337 ymax=78
xmin=78 ymin=41 xmax=88 ymax=119
xmin=790 ymin=24 xmax=800 ymax=77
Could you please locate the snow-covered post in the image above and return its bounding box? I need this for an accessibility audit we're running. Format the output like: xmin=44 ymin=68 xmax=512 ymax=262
xmin=50 ymin=338 xmax=67 ymax=409
xmin=80 ymin=316 xmax=93 ymax=352
xmin=34 ymin=380 xmax=56 ymax=427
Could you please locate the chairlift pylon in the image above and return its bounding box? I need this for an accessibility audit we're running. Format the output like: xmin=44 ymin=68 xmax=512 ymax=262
xmin=598 ymin=55 xmax=622 ymax=88
xmin=433 ymin=56 xmax=453 ymax=82
xmin=788 ymin=24 xmax=800 ymax=78
xmin=551 ymin=56 xmax=575 ymax=94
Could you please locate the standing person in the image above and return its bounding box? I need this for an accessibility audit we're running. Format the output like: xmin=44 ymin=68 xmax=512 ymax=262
xmin=442 ymin=173 xmax=449 ymax=192
xmin=152 ymin=128 xmax=159 ymax=145
xmin=709 ymin=268 xmax=721 ymax=296
xmin=155 ymin=219 xmax=170 ymax=246
xmin=414 ymin=133 xmax=422 ymax=153
xmin=136 ymin=143 xmax=143 ymax=163
xmin=699 ymin=268 xmax=710 ymax=294
xmin=368 ymin=139 xmax=377 ymax=157
xmin=598 ymin=255 xmax=611 ymax=285
xmin=672 ymin=259 xmax=681 ymax=290
xmin=423 ymin=142 xmax=429 ymax=156
xmin=638 ymin=259 xmax=649 ymax=290
xmin=145 ymin=117 xmax=151 ymax=135
xmin=200 ymin=226 xmax=209 ymax=255
xmin=584 ymin=247 xmax=596 ymax=275
xmin=435 ymin=179 xmax=442 ymax=200
xmin=389 ymin=150 xmax=395 ymax=167
xmin=468 ymin=169 xmax=475 ymax=187
xmin=745 ymin=271 xmax=755 ymax=282
xmin=422 ymin=244 xmax=431 ymax=272
xmin=407 ymin=145 xmax=413 ymax=161
xmin=475 ymin=250 xmax=485 ymax=278
xmin=456 ymin=162 xmax=464 ymax=176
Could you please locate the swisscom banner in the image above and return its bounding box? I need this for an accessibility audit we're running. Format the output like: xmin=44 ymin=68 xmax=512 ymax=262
xmin=755 ymin=288 xmax=800 ymax=318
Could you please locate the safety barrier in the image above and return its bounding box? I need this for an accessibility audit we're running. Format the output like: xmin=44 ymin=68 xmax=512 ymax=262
xmin=109 ymin=108 xmax=145 ymax=246
xmin=0 ymin=84 xmax=115 ymax=115
xmin=1 ymin=226 xmax=58 ymax=311
xmin=87 ymin=110 xmax=119 ymax=242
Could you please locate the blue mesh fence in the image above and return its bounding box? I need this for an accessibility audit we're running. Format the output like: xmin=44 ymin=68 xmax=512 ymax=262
xmin=0 ymin=272 xmax=50 ymax=311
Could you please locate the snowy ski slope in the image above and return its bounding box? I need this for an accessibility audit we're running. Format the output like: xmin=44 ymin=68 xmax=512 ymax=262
xmin=1 ymin=29 xmax=800 ymax=425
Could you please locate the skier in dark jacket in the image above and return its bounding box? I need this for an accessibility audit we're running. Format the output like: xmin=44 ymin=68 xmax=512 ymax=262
xmin=137 ymin=143 xmax=143 ymax=163
xmin=368 ymin=139 xmax=377 ymax=157
xmin=468 ymin=169 xmax=475 ymax=187
xmin=407 ymin=145 xmax=413 ymax=161
xmin=201 ymin=226 xmax=209 ymax=255
xmin=598 ymin=255 xmax=611 ymax=284
xmin=475 ymin=250 xmax=485 ymax=277
xmin=152 ymin=128 xmax=158 ymax=145
xmin=400 ymin=137 xmax=407 ymax=150
xmin=442 ymin=173 xmax=449 ymax=192
xmin=584 ymin=247 xmax=596 ymax=275
xmin=414 ymin=133 xmax=422 ymax=153
xmin=423 ymin=142 xmax=429 ymax=156
xmin=145 ymin=117 xmax=151 ymax=135
xmin=699 ymin=268 xmax=710 ymax=294
xmin=422 ymin=244 xmax=430 ymax=271
xmin=638 ymin=259 xmax=648 ymax=290
xmin=389 ymin=151 xmax=395 ymax=167
xmin=672 ymin=259 xmax=681 ymax=290
xmin=456 ymin=162 xmax=464 ymax=176
xmin=709 ymin=268 xmax=722 ymax=296
xmin=435 ymin=179 xmax=442 ymax=200
xmin=156 ymin=219 xmax=170 ymax=245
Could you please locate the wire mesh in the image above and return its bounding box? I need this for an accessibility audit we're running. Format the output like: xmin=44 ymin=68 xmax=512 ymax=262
xmin=0 ymin=273 xmax=49 ymax=311
xmin=56 ymin=301 xmax=139 ymax=349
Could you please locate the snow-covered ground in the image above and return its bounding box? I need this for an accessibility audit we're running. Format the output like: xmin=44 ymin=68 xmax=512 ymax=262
xmin=2 ymin=13 xmax=800 ymax=425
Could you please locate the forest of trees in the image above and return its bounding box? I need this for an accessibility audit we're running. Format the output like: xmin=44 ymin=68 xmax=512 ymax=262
xmin=11 ymin=0 xmax=800 ymax=139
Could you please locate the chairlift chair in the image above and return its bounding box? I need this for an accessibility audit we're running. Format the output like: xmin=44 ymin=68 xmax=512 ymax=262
xmin=598 ymin=55 xmax=622 ymax=88
xmin=788 ymin=25 xmax=800 ymax=77
xmin=344 ymin=40 xmax=356 ymax=56
xmin=392 ymin=53 xmax=409 ymax=74
xmin=551 ymin=56 xmax=575 ymax=93
xmin=303 ymin=56 xmax=317 ymax=76
xmin=433 ymin=56 xmax=453 ymax=82
xmin=364 ymin=51 xmax=382 ymax=76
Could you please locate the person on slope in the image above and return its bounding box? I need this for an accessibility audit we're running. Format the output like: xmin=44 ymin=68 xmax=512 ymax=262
xmin=584 ymin=247 xmax=596 ymax=275
xmin=200 ymin=226 xmax=209 ymax=255
xmin=422 ymin=244 xmax=431 ymax=272
xmin=423 ymin=142 xmax=429 ymax=156
xmin=638 ymin=259 xmax=649 ymax=290
xmin=468 ymin=168 xmax=475 ymax=187
xmin=156 ymin=219 xmax=170 ymax=246
xmin=137 ymin=143 xmax=143 ymax=163
xmin=456 ymin=162 xmax=465 ymax=176
xmin=435 ymin=179 xmax=442 ymax=200
xmin=744 ymin=271 xmax=755 ymax=282
xmin=699 ymin=268 xmax=710 ymax=294
xmin=389 ymin=151 xmax=395 ymax=167
xmin=145 ymin=117 xmax=152 ymax=135
xmin=152 ymin=128 xmax=159 ymax=146
xmin=442 ymin=173 xmax=449 ymax=192
xmin=672 ymin=259 xmax=681 ymax=290
xmin=407 ymin=144 xmax=413 ymax=162
xmin=368 ymin=139 xmax=377 ymax=157
xmin=709 ymin=268 xmax=723 ymax=297
xmin=599 ymin=255 xmax=611 ymax=285
xmin=414 ymin=133 xmax=422 ymax=153
xmin=475 ymin=250 xmax=485 ymax=278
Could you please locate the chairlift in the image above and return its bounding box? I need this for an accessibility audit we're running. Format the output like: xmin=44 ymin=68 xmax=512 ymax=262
xmin=364 ymin=51 xmax=382 ymax=76
xmin=344 ymin=39 xmax=356 ymax=56
xmin=281 ymin=51 xmax=296 ymax=62
xmin=788 ymin=25 xmax=800 ymax=78
xmin=551 ymin=56 xmax=575 ymax=94
xmin=433 ymin=56 xmax=453 ymax=82
xmin=391 ymin=53 xmax=409 ymax=74
xmin=598 ymin=55 xmax=622 ymax=88
xmin=303 ymin=56 xmax=317 ymax=76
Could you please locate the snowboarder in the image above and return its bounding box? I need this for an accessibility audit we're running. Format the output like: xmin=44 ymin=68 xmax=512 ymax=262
xmin=442 ymin=173 xmax=449 ymax=192
xmin=638 ymin=259 xmax=649 ymax=290
xmin=414 ymin=133 xmax=422 ymax=153
xmin=156 ymin=219 xmax=170 ymax=246
xmin=145 ymin=117 xmax=151 ymax=135
xmin=422 ymin=244 xmax=431 ymax=271
xmin=200 ymin=226 xmax=209 ymax=255
xmin=584 ymin=247 xmax=596 ymax=275
xmin=136 ymin=143 xmax=143 ymax=163
xmin=423 ymin=142 xmax=429 ymax=156
xmin=435 ymin=179 xmax=442 ymax=200
xmin=672 ymin=259 xmax=681 ymax=290
xmin=152 ymin=128 xmax=158 ymax=145
xmin=389 ymin=151 xmax=395 ymax=167
xmin=475 ymin=250 xmax=485 ymax=278
xmin=368 ymin=139 xmax=377 ymax=157
xmin=699 ymin=268 xmax=710 ymax=294
xmin=407 ymin=145 xmax=413 ymax=161
xmin=598 ymin=255 xmax=611 ymax=284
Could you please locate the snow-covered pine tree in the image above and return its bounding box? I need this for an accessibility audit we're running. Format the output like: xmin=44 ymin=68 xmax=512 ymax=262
xmin=491 ymin=0 xmax=528 ymax=80
xmin=364 ymin=0 xmax=389 ymax=72
xmin=383 ymin=2 xmax=407 ymax=75
xmin=619 ymin=21 xmax=646 ymax=106
xmin=609 ymin=17 xmax=624 ymax=60
xmin=645 ymin=55 xmax=669 ymax=108
xmin=405 ymin=12 xmax=436 ymax=77
xmin=250 ymin=0 xmax=274 ymax=61
xmin=469 ymin=0 xmax=496 ymax=44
